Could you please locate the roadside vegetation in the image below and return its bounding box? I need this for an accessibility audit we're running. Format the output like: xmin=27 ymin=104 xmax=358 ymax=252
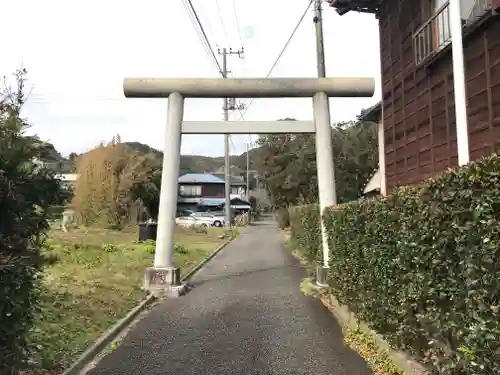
xmin=291 ymin=241 xmax=403 ymax=375
xmin=27 ymin=226 xmax=227 ymax=374
xmin=288 ymin=154 xmax=500 ymax=374
xmin=0 ymin=69 xmax=233 ymax=375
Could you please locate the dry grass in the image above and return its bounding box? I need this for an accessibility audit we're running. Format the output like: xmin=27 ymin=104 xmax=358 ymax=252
xmin=26 ymin=226 xmax=228 ymax=374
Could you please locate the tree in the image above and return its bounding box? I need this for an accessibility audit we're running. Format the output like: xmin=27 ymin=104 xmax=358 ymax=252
xmin=68 ymin=152 xmax=78 ymax=162
xmin=256 ymin=119 xmax=378 ymax=208
xmin=72 ymin=139 xmax=162 ymax=227
xmin=0 ymin=69 xmax=61 ymax=374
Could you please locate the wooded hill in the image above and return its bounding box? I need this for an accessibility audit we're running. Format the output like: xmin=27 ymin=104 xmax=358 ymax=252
xmin=42 ymin=140 xmax=261 ymax=176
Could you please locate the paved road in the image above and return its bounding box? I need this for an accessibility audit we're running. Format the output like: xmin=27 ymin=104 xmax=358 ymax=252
xmin=87 ymin=220 xmax=372 ymax=375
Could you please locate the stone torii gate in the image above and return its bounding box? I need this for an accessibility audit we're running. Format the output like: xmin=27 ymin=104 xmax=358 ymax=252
xmin=123 ymin=77 xmax=375 ymax=297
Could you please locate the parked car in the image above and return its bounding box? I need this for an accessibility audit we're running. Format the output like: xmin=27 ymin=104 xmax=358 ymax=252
xmin=175 ymin=216 xmax=207 ymax=228
xmin=190 ymin=212 xmax=225 ymax=227
xmin=176 ymin=209 xmax=194 ymax=217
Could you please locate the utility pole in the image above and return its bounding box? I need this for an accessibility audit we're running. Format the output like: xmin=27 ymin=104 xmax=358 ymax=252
xmin=218 ymin=47 xmax=244 ymax=228
xmin=246 ymin=142 xmax=250 ymax=201
xmin=313 ymin=0 xmax=337 ymax=286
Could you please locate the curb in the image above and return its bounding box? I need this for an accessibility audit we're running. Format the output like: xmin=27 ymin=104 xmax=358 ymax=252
xmin=62 ymin=294 xmax=156 ymax=375
xmin=295 ymin=262 xmax=426 ymax=374
xmin=303 ymin=279 xmax=427 ymax=375
xmin=62 ymin=235 xmax=235 ymax=375
xmin=181 ymin=235 xmax=235 ymax=282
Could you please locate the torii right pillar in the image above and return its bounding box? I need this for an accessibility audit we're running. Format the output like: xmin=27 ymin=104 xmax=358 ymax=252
xmin=123 ymin=77 xmax=375 ymax=297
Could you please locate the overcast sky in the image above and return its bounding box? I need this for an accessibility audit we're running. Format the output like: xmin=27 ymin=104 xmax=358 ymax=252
xmin=1 ymin=0 xmax=381 ymax=157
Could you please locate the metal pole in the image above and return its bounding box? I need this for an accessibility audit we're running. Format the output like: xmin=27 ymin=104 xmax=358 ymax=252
xmin=449 ymin=0 xmax=470 ymax=165
xmin=313 ymin=0 xmax=337 ymax=280
xmin=154 ymin=92 xmax=184 ymax=269
xmin=246 ymin=142 xmax=250 ymax=201
xmin=222 ymin=49 xmax=232 ymax=228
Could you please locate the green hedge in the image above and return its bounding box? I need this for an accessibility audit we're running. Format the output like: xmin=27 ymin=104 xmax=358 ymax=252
xmin=275 ymin=207 xmax=290 ymax=229
xmin=290 ymin=154 xmax=500 ymax=375
xmin=289 ymin=204 xmax=321 ymax=264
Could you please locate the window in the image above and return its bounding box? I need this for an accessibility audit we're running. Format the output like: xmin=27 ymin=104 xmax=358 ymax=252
xmin=192 ymin=212 xmax=212 ymax=218
xmin=179 ymin=185 xmax=202 ymax=197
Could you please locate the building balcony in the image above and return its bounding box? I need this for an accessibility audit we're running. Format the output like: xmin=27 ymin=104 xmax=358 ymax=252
xmin=413 ymin=0 xmax=495 ymax=66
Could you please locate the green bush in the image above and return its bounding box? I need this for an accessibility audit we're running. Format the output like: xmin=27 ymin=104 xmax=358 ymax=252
xmin=174 ymin=244 xmax=188 ymax=254
xmin=1 ymin=70 xmax=61 ymax=374
xmin=102 ymin=243 xmax=119 ymax=253
xmin=291 ymin=154 xmax=500 ymax=375
xmin=139 ymin=241 xmax=188 ymax=255
xmin=289 ymin=204 xmax=321 ymax=264
xmin=275 ymin=207 xmax=290 ymax=229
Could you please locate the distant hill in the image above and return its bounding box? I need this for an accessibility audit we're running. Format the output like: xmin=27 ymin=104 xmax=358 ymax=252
xmin=124 ymin=142 xmax=263 ymax=176
xmin=46 ymin=141 xmax=263 ymax=176
xmin=28 ymin=136 xmax=74 ymax=173
xmin=124 ymin=142 xmax=230 ymax=175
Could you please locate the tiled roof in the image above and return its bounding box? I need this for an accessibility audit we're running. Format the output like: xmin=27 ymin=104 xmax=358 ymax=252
xmin=199 ymin=198 xmax=251 ymax=207
xmin=199 ymin=198 xmax=225 ymax=206
xmin=358 ymin=102 xmax=382 ymax=122
xmin=178 ymin=173 xmax=224 ymax=184
xmin=327 ymin=0 xmax=382 ymax=15
xmin=212 ymin=173 xmax=247 ymax=185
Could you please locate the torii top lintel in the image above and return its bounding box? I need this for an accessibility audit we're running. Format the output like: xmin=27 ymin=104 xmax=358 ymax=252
xmin=123 ymin=77 xmax=375 ymax=99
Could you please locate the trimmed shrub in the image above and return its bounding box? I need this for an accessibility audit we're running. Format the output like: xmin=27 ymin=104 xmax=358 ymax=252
xmin=275 ymin=207 xmax=290 ymax=229
xmin=289 ymin=204 xmax=321 ymax=264
xmin=291 ymin=154 xmax=500 ymax=375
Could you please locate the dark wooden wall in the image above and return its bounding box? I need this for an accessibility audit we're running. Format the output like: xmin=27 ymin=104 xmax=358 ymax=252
xmin=379 ymin=0 xmax=500 ymax=191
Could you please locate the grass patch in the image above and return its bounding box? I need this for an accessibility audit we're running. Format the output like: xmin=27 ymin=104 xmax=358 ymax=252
xmin=27 ymin=226 xmax=229 ymax=374
xmin=343 ymin=326 xmax=403 ymax=375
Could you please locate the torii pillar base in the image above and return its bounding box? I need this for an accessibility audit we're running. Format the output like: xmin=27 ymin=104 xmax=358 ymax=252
xmin=144 ymin=267 xmax=186 ymax=298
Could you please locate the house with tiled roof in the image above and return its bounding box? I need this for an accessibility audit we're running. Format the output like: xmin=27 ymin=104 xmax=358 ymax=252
xmin=177 ymin=173 xmax=249 ymax=212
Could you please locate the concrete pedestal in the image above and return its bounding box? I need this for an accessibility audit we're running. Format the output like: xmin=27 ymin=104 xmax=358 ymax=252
xmin=315 ymin=265 xmax=329 ymax=287
xmin=144 ymin=267 xmax=186 ymax=298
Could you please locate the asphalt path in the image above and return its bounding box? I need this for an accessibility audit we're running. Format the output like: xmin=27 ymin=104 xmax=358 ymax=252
xmin=86 ymin=220 xmax=373 ymax=375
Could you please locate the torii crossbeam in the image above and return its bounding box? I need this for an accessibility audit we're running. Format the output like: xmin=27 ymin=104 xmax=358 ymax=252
xmin=123 ymin=76 xmax=375 ymax=297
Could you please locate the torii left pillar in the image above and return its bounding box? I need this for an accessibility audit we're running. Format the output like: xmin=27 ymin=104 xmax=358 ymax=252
xmin=143 ymin=92 xmax=185 ymax=297
xmin=125 ymin=77 xmax=375 ymax=298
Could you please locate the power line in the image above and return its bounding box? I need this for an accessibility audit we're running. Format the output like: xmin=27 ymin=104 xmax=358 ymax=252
xmin=184 ymin=0 xmax=248 ymax=125
xmin=215 ymin=0 xmax=230 ymax=43
xmin=232 ymin=0 xmax=243 ymax=44
xmin=237 ymin=0 xmax=313 ymax=120
xmin=182 ymin=0 xmax=215 ymax=63
xmin=184 ymin=0 xmax=223 ymax=75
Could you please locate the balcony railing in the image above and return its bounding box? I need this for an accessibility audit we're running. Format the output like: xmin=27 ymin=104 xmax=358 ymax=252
xmin=413 ymin=3 xmax=451 ymax=65
xmin=413 ymin=0 xmax=494 ymax=66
